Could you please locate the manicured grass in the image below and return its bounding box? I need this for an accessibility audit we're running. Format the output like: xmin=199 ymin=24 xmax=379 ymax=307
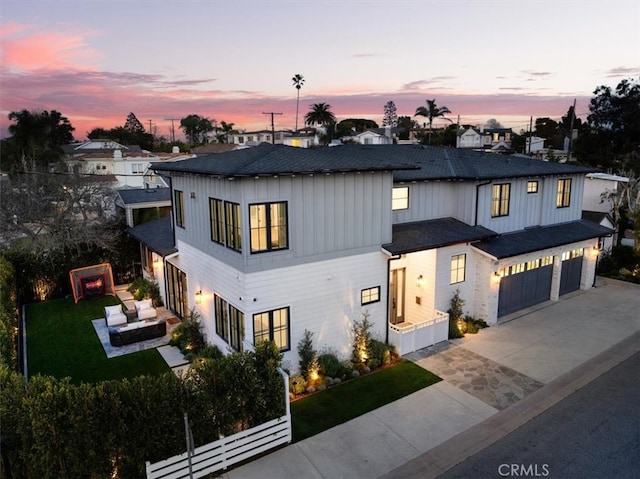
xmin=291 ymin=361 xmax=441 ymax=441
xmin=26 ymin=296 xmax=170 ymax=384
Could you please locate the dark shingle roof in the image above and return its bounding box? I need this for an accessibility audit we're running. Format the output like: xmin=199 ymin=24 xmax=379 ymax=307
xmin=473 ymin=220 xmax=614 ymax=259
xmin=127 ymin=216 xmax=176 ymax=256
xmin=151 ymin=144 xmax=598 ymax=181
xmin=582 ymin=210 xmax=613 ymax=225
xmin=382 ymin=217 xmax=498 ymax=255
xmin=118 ymin=188 xmax=171 ymax=206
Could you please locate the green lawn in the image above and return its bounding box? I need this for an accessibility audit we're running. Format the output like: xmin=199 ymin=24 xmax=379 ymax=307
xmin=291 ymin=361 xmax=441 ymax=441
xmin=26 ymin=296 xmax=170 ymax=384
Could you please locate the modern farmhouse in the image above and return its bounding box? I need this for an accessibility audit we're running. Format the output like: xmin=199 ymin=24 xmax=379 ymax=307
xmin=133 ymin=144 xmax=611 ymax=370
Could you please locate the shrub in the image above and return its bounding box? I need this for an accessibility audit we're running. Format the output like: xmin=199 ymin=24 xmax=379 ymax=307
xmin=297 ymin=329 xmax=317 ymax=380
xmin=447 ymin=289 xmax=465 ymax=339
xmin=369 ymin=339 xmax=392 ymax=368
xmin=169 ymin=308 xmax=205 ymax=355
xmin=317 ymin=352 xmax=343 ymax=378
xmin=289 ymin=376 xmax=306 ymax=395
xmin=352 ymin=311 xmax=374 ymax=364
xmin=127 ymin=277 xmax=163 ymax=306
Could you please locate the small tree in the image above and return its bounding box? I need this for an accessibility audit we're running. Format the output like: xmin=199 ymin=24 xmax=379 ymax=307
xmin=352 ymin=310 xmax=374 ymax=365
xmin=447 ymin=289 xmax=465 ymax=338
xmin=297 ymin=329 xmax=316 ymax=380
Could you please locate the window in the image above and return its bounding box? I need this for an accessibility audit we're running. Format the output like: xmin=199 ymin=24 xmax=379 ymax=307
xmin=392 ymin=187 xmax=409 ymax=210
xmin=174 ymin=190 xmax=185 ymax=228
xmin=361 ymin=286 xmax=380 ymax=305
xmin=557 ymin=178 xmax=572 ymax=208
xmin=527 ymin=181 xmax=538 ymax=194
xmin=450 ymin=254 xmax=466 ymax=284
xmin=132 ymin=163 xmax=144 ymax=174
xmin=253 ymin=307 xmax=290 ymax=351
xmin=511 ymin=263 xmax=525 ymax=274
xmin=210 ymin=198 xmax=225 ymax=244
xmin=541 ymin=256 xmax=553 ymax=266
xmin=491 ymin=183 xmax=510 ymax=217
xmin=215 ymin=295 xmax=229 ymax=343
xmin=229 ymin=305 xmax=245 ymax=351
xmin=225 ymin=202 xmax=242 ymax=252
xmin=527 ymin=259 xmax=540 ymax=270
xmin=238 ymin=136 xmax=244 ymax=144
xmin=249 ymin=202 xmax=288 ymax=253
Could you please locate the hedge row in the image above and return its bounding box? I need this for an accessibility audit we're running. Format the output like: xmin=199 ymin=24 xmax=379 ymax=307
xmin=0 ymin=340 xmax=285 ymax=478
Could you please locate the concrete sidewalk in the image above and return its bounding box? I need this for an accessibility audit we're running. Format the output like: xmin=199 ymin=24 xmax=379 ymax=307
xmin=222 ymin=278 xmax=640 ymax=479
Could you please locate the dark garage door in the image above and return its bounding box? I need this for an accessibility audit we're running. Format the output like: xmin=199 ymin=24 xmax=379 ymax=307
xmin=559 ymin=249 xmax=584 ymax=295
xmin=498 ymin=259 xmax=553 ymax=317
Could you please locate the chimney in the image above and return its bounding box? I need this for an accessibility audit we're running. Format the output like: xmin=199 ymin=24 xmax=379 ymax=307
xmin=113 ymin=149 xmax=123 ymax=160
xmin=172 ymin=146 xmax=180 ymax=154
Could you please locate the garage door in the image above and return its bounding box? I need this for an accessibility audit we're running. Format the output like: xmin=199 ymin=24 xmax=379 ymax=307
xmin=559 ymin=248 xmax=584 ymax=295
xmin=498 ymin=257 xmax=553 ymax=317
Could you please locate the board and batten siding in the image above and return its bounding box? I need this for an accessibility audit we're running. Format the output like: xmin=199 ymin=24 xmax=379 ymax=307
xmin=476 ymin=175 xmax=585 ymax=234
xmin=171 ymin=171 xmax=394 ymax=273
xmin=392 ymin=182 xmax=476 ymax=225
xmin=433 ymin=244 xmax=478 ymax=317
xmin=175 ymin=241 xmax=388 ymax=370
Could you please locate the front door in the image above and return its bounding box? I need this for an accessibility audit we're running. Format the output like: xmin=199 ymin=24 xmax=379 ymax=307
xmin=389 ymin=268 xmax=406 ymax=325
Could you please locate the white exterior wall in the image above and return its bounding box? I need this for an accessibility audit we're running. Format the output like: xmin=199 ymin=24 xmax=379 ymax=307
xmin=175 ymin=241 xmax=388 ymax=373
xmin=583 ymin=177 xmax=618 ymax=213
xmin=392 ymin=182 xmax=474 ymax=225
xmin=433 ymin=244 xmax=478 ymax=317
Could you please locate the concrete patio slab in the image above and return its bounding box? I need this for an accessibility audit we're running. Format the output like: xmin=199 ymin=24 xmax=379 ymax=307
xmin=157 ymin=345 xmax=189 ymax=368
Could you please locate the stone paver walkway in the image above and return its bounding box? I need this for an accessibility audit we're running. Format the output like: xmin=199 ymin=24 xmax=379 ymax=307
xmin=407 ymin=342 xmax=544 ymax=410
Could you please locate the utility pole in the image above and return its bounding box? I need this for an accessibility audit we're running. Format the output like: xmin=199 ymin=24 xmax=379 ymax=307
xmin=567 ymin=98 xmax=576 ymax=161
xmin=262 ymin=112 xmax=282 ymax=144
xmin=165 ymin=118 xmax=179 ymax=143
xmin=528 ymin=116 xmax=533 ymax=154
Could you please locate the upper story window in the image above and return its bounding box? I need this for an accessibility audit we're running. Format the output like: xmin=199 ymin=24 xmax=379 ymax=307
xmin=361 ymin=286 xmax=381 ymax=305
xmin=527 ymin=181 xmax=538 ymax=194
xmin=450 ymin=254 xmax=466 ymax=284
xmin=253 ymin=307 xmax=290 ymax=351
xmin=392 ymin=186 xmax=409 ymax=210
xmin=491 ymin=183 xmax=510 ymax=217
xmin=249 ymin=202 xmax=288 ymax=253
xmin=557 ymin=178 xmax=572 ymax=208
xmin=210 ymin=199 xmax=242 ymax=252
xmin=132 ymin=163 xmax=144 ymax=174
xmin=238 ymin=136 xmax=244 ymax=144
xmin=174 ymin=190 xmax=185 ymax=228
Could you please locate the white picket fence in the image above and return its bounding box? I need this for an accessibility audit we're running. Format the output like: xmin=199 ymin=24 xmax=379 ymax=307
xmin=388 ymin=310 xmax=449 ymax=355
xmin=146 ymin=368 xmax=291 ymax=479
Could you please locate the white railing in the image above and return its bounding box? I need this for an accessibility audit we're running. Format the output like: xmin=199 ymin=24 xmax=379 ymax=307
xmin=388 ymin=310 xmax=449 ymax=355
xmin=146 ymin=368 xmax=291 ymax=479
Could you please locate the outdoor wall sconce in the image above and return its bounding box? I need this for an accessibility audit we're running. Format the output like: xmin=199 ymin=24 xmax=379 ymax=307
xmin=591 ymin=246 xmax=600 ymax=257
xmin=195 ymin=290 xmax=203 ymax=304
xmin=493 ymin=272 xmax=501 ymax=284
xmin=416 ymin=275 xmax=424 ymax=288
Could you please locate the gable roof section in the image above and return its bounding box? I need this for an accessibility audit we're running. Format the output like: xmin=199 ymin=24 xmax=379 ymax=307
xmin=473 ymin=220 xmax=614 ymax=259
xmin=151 ymin=144 xmax=599 ymax=181
xmin=127 ymin=216 xmax=176 ymax=256
xmin=382 ymin=217 xmax=498 ymax=255
xmin=118 ymin=188 xmax=171 ymax=206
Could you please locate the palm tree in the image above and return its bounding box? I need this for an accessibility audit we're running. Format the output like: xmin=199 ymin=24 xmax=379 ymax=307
xmin=304 ymin=103 xmax=336 ymax=127
xmin=415 ymin=99 xmax=452 ymax=145
xmin=292 ymin=74 xmax=305 ymax=131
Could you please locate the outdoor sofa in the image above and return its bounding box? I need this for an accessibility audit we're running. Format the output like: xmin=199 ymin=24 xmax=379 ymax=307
xmin=108 ymin=319 xmax=167 ymax=346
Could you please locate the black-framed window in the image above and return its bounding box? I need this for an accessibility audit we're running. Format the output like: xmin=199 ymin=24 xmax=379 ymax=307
xmin=175 ymin=190 xmax=185 ymax=228
xmin=557 ymin=178 xmax=572 ymax=208
xmin=392 ymin=186 xmax=409 ymax=210
xmin=229 ymin=305 xmax=245 ymax=352
xmin=253 ymin=307 xmax=290 ymax=351
xmin=450 ymin=254 xmax=466 ymax=284
xmin=210 ymin=198 xmax=225 ymax=244
xmin=225 ymin=202 xmax=242 ymax=252
xmin=215 ymin=295 xmax=229 ymax=343
xmin=527 ymin=181 xmax=538 ymax=194
xmin=249 ymin=202 xmax=288 ymax=253
xmin=491 ymin=183 xmax=510 ymax=217
xmin=361 ymin=286 xmax=381 ymax=305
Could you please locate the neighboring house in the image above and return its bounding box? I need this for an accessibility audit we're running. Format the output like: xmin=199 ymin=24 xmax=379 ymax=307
xmin=582 ymin=172 xmax=631 ymax=249
xmin=63 ymin=140 xmax=194 ymax=188
xmin=282 ymin=128 xmax=319 ymax=148
xmin=141 ymin=144 xmax=611 ymax=370
xmin=582 ymin=211 xmax=616 ymax=252
xmin=116 ymin=188 xmax=172 ymax=227
xmin=525 ymin=136 xmax=546 ymax=154
xmin=456 ymin=127 xmax=513 ymax=152
xmin=228 ymin=130 xmax=288 ymax=146
xmin=345 ymin=127 xmax=402 ymax=145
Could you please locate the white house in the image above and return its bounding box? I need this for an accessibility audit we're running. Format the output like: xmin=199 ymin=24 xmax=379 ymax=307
xmin=63 ymin=141 xmax=194 ymax=188
xmin=456 ymin=127 xmax=513 ymax=151
xmin=228 ymin=130 xmax=288 ymax=146
xmin=142 ymin=144 xmax=611 ymax=370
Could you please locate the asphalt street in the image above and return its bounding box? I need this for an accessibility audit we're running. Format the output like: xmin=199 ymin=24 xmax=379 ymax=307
xmin=438 ymin=351 xmax=640 ymax=479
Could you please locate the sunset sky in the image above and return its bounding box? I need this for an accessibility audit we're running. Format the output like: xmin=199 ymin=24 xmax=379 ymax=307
xmin=1 ymin=0 xmax=639 ymax=141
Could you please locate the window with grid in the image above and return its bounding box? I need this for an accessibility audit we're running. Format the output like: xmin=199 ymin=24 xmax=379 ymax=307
xmin=249 ymin=202 xmax=288 ymax=253
xmin=174 ymin=190 xmax=185 ymax=228
xmin=392 ymin=186 xmax=409 ymax=210
xmin=527 ymin=181 xmax=538 ymax=193
xmin=253 ymin=307 xmax=290 ymax=351
xmin=491 ymin=183 xmax=510 ymax=217
xmin=214 ymin=295 xmax=229 ymax=343
xmin=361 ymin=286 xmax=380 ymax=305
xmin=450 ymin=254 xmax=466 ymax=284
xmin=557 ymin=178 xmax=572 ymax=207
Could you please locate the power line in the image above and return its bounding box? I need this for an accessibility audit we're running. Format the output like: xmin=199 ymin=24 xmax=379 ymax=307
xmin=164 ymin=118 xmax=179 ymax=143
xmin=262 ymin=112 xmax=282 ymax=144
